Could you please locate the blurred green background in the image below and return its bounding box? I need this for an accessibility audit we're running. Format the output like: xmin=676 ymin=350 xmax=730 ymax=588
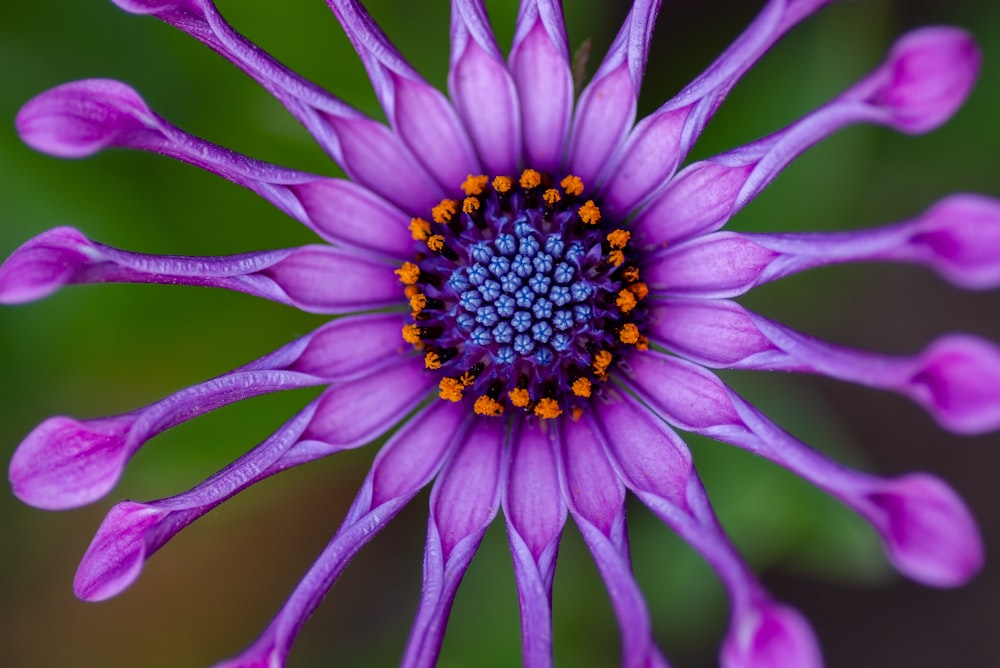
xmin=2 ymin=1 xmax=999 ymax=666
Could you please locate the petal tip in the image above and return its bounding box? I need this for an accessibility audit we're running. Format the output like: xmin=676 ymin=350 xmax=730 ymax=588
xmin=16 ymin=79 xmax=153 ymax=158
xmin=9 ymin=415 xmax=133 ymax=510
xmin=0 ymin=227 xmax=96 ymax=304
xmin=870 ymin=474 xmax=984 ymax=587
xmin=74 ymin=501 xmax=162 ymax=601
xmin=909 ymin=335 xmax=1000 ymax=434
xmin=881 ymin=27 xmax=981 ymax=134
xmin=722 ymin=602 xmax=822 ymax=668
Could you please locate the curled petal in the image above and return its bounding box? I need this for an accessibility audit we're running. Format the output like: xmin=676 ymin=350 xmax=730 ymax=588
xmin=622 ymin=352 xmax=985 ymax=587
xmin=509 ymin=0 xmax=573 ymax=173
xmin=648 ymin=300 xmax=1000 ymax=434
xmin=74 ymin=399 xmax=326 ymax=601
xmin=329 ymin=0 xmax=480 ymax=188
xmin=16 ymin=80 xmax=414 ymax=256
xmin=449 ymin=0 xmax=521 ymax=175
xmin=9 ymin=317 xmax=410 ymax=509
xmin=865 ymin=474 xmax=983 ymax=587
xmin=9 ymin=369 xmax=320 ymax=510
xmin=722 ymin=602 xmax=822 ymax=668
xmin=111 ymin=0 xmax=443 ymax=212
xmin=0 ymin=229 xmax=402 ymax=313
xmin=566 ymin=0 xmax=661 ymax=186
xmin=644 ymin=195 xmax=1000 ymax=297
xmin=633 ymin=27 xmax=981 ymax=245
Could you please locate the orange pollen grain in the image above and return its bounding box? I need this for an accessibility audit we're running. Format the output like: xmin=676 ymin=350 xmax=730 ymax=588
xmin=439 ymin=377 xmax=465 ymax=402
xmin=607 ymin=229 xmax=631 ymax=249
xmin=560 ymin=175 xmax=584 ymax=196
xmin=534 ymin=397 xmax=563 ymax=419
xmin=607 ymin=250 xmax=625 ymax=267
xmin=578 ymin=200 xmax=602 ymax=225
xmin=432 ymin=199 xmax=459 ymax=223
xmin=620 ymin=323 xmax=640 ymax=345
xmin=395 ymin=262 xmax=420 ymax=285
xmin=474 ymin=395 xmax=504 ymax=416
xmin=592 ymin=350 xmax=613 ymax=375
xmin=519 ymin=169 xmax=542 ymax=189
xmin=622 ymin=266 xmax=640 ymax=283
xmin=508 ymin=387 xmax=531 ymax=408
xmin=409 ymin=293 xmax=427 ymax=313
xmin=460 ymin=371 xmax=477 ymax=386
xmin=404 ymin=285 xmax=420 ymax=299
xmin=409 ymin=217 xmax=431 ymax=240
xmin=616 ymin=289 xmax=638 ymax=313
xmin=424 ymin=351 xmax=442 ymax=370
xmin=492 ymin=175 xmax=513 ymax=193
xmin=426 ymin=235 xmax=445 ymax=252
xmin=636 ymin=335 xmax=650 ymax=351
xmin=572 ymin=406 xmax=584 ymax=421
xmin=462 ymin=197 xmax=481 ymax=214
xmin=402 ymin=324 xmax=422 ymax=345
xmin=461 ymin=174 xmax=489 ymax=196
xmin=628 ymin=282 xmax=649 ymax=300
xmin=543 ymin=188 xmax=561 ymax=205
xmin=571 ymin=377 xmax=592 ymax=398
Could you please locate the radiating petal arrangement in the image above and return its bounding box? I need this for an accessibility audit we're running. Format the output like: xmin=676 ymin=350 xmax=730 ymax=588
xmin=4 ymin=1 xmax=998 ymax=667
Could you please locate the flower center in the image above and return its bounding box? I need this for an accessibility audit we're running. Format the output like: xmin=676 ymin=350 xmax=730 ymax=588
xmin=396 ymin=170 xmax=649 ymax=419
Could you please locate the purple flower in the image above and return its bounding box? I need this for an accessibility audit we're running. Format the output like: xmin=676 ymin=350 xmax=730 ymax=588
xmin=3 ymin=1 xmax=998 ymax=666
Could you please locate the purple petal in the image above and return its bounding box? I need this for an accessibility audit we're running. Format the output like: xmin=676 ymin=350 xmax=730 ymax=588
xmin=402 ymin=418 xmax=505 ymax=668
xmin=0 ymin=229 xmax=403 ymax=313
xmin=557 ymin=416 xmax=669 ymax=668
xmin=632 ymin=27 xmax=981 ymax=246
xmin=565 ymin=0 xmax=661 ymax=186
xmin=218 ymin=401 xmax=465 ymax=668
xmin=9 ymin=369 xmax=322 ymax=510
xmin=9 ymin=316 xmax=412 ymax=510
xmin=592 ymin=392 xmax=693 ymax=509
xmin=16 ymin=80 xmax=416 ymax=255
xmin=503 ymin=420 xmax=566 ymax=668
xmin=111 ymin=0 xmax=444 ymax=212
xmin=600 ymin=0 xmax=836 ymax=216
xmin=650 ymin=300 xmax=1000 ymax=435
xmin=509 ymin=0 xmax=573 ymax=173
xmin=449 ymin=0 xmax=521 ymax=175
xmin=74 ymin=399 xmax=325 ymax=601
xmin=871 ymin=27 xmax=981 ymax=134
xmin=644 ymin=195 xmax=1000 ymax=297
xmin=622 ymin=351 xmax=985 ymax=586
xmin=721 ymin=602 xmax=822 ymax=668
xmin=594 ymin=398 xmax=822 ymax=668
xmin=302 ymin=356 xmax=435 ymax=448
xmin=865 ymin=474 xmax=983 ymax=587
xmin=328 ymin=0 xmax=480 ymax=189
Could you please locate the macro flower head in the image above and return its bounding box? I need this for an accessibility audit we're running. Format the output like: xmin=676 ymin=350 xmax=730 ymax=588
xmin=3 ymin=1 xmax=1000 ymax=667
